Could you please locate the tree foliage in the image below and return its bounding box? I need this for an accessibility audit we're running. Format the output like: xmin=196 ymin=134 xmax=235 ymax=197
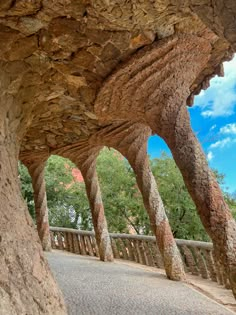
xmin=19 ymin=156 xmax=91 ymax=229
xmin=151 ymin=153 xmax=208 ymax=240
xmin=19 ymin=162 xmax=35 ymax=219
xmin=96 ymin=149 xmax=149 ymax=234
xmin=45 ymin=156 xmax=91 ymax=229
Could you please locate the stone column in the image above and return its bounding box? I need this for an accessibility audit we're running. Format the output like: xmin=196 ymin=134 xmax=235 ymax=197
xmin=0 ymin=64 xmax=67 ymax=313
xmin=151 ymin=103 xmax=236 ymax=297
xmin=108 ymin=124 xmax=185 ymax=281
xmin=71 ymin=151 xmax=114 ymax=262
xmin=25 ymin=159 xmax=51 ymax=251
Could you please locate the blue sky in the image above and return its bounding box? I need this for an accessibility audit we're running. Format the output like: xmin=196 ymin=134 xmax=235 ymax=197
xmin=148 ymin=55 xmax=236 ymax=194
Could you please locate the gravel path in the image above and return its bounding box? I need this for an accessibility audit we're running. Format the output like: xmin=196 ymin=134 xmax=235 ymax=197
xmin=47 ymin=251 xmax=234 ymax=315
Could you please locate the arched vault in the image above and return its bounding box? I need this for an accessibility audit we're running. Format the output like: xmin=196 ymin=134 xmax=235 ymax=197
xmin=0 ymin=1 xmax=236 ymax=313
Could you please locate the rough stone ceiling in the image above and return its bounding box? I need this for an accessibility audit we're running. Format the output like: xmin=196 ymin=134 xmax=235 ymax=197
xmin=0 ymin=1 xmax=234 ymax=162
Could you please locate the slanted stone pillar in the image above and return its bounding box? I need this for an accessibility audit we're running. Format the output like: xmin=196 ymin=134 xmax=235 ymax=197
xmin=70 ymin=150 xmax=114 ymax=262
xmin=0 ymin=63 xmax=66 ymax=314
xmin=150 ymin=103 xmax=236 ymax=297
xmin=107 ymin=123 xmax=185 ymax=280
xmin=24 ymin=159 xmax=51 ymax=252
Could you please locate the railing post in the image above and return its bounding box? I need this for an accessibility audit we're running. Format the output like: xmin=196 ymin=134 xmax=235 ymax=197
xmin=79 ymin=235 xmax=87 ymax=255
xmin=50 ymin=231 xmax=56 ymax=249
xmin=64 ymin=232 xmax=70 ymax=252
xmin=85 ymin=236 xmax=95 ymax=256
xmin=57 ymin=232 xmax=64 ymax=250
xmin=204 ymin=250 xmax=217 ymax=282
xmin=134 ymin=240 xmax=144 ymax=265
xmin=194 ymin=248 xmax=209 ymax=279
xmin=118 ymin=239 xmax=129 ymax=260
xmin=91 ymin=235 xmax=100 ymax=257
xmin=68 ymin=233 xmax=74 ymax=253
xmin=181 ymin=245 xmax=199 ymax=276
xmin=139 ymin=240 xmax=147 ymax=265
xmin=125 ymin=239 xmax=135 ymax=262
xmin=72 ymin=233 xmax=80 ymax=254
xmin=111 ymin=238 xmax=120 ymax=259
xmin=143 ymin=241 xmax=155 ymax=267
xmin=131 ymin=240 xmax=139 ymax=264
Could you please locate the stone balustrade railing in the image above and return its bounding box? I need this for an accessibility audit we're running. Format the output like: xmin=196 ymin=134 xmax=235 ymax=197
xmin=50 ymin=227 xmax=231 ymax=289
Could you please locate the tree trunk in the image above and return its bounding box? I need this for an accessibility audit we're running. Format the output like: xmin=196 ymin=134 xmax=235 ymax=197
xmin=72 ymin=151 xmax=114 ymax=262
xmin=108 ymin=123 xmax=185 ymax=280
xmin=152 ymin=103 xmax=236 ymax=297
xmin=25 ymin=160 xmax=51 ymax=252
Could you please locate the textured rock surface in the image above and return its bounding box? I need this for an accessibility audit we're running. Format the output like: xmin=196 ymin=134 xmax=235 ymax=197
xmin=70 ymin=148 xmax=114 ymax=262
xmin=0 ymin=1 xmax=236 ymax=312
xmin=25 ymin=159 xmax=51 ymax=252
xmin=99 ymin=122 xmax=186 ymax=280
xmin=0 ymin=66 xmax=66 ymax=314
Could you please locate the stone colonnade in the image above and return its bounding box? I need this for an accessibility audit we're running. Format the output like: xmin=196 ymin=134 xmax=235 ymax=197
xmin=29 ymin=108 xmax=236 ymax=296
xmin=95 ymin=123 xmax=186 ymax=280
xmin=23 ymin=146 xmax=114 ymax=263
xmin=26 ymin=131 xmax=184 ymax=279
xmin=91 ymin=33 xmax=236 ymax=297
xmin=55 ymin=129 xmax=185 ymax=280
xmin=1 ymin=5 xmax=236 ymax=310
xmin=21 ymin=33 xmax=236 ymax=298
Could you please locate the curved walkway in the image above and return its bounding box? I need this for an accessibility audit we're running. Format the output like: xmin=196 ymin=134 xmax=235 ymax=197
xmin=47 ymin=251 xmax=235 ymax=315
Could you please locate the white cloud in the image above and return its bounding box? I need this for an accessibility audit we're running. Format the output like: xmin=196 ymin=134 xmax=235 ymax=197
xmin=207 ymin=151 xmax=214 ymax=161
xmin=198 ymin=90 xmax=205 ymax=97
xmin=202 ymin=110 xmax=213 ymax=117
xmin=210 ymin=124 xmax=217 ymax=131
xmin=194 ymin=55 xmax=236 ymax=117
xmin=209 ymin=137 xmax=231 ymax=149
xmin=220 ymin=123 xmax=236 ymax=134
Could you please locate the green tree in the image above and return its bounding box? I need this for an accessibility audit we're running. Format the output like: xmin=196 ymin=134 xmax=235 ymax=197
xmin=18 ymin=151 xmax=149 ymax=233
xmin=96 ymin=148 xmax=150 ymax=234
xmin=19 ymin=156 xmax=91 ymax=229
xmin=18 ymin=162 xmax=35 ymax=220
xmin=151 ymin=152 xmax=236 ymax=241
xmin=224 ymin=192 xmax=236 ymax=219
xmin=151 ymin=152 xmax=209 ymax=241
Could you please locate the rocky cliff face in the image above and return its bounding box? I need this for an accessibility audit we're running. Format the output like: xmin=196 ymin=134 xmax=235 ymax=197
xmin=0 ymin=1 xmax=236 ymax=313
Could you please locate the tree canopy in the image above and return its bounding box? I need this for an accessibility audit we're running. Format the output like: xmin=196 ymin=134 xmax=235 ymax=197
xmin=151 ymin=153 xmax=208 ymax=240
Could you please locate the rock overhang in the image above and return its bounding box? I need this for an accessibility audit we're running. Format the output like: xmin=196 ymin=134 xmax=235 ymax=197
xmin=0 ymin=0 xmax=235 ymax=162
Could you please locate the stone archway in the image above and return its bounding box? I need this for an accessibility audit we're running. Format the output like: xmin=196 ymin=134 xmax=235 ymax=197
xmin=0 ymin=1 xmax=236 ymax=312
